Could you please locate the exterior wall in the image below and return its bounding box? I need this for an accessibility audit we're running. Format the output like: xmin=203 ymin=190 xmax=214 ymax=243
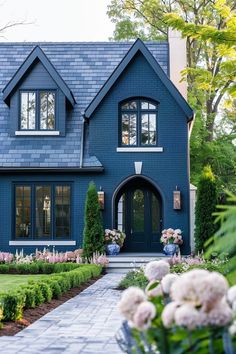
xmin=88 ymin=52 xmax=191 ymax=254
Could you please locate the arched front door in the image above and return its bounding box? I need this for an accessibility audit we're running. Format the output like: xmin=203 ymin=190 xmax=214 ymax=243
xmin=115 ymin=178 xmax=162 ymax=252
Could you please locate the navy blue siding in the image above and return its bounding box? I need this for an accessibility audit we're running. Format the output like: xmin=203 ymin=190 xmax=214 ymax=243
xmin=88 ymin=52 xmax=191 ymax=253
xmin=9 ymin=62 xmax=67 ymax=136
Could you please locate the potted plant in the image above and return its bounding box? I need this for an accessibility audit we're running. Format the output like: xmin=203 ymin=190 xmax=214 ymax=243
xmin=104 ymin=229 xmax=126 ymax=255
xmin=160 ymin=228 xmax=183 ymax=256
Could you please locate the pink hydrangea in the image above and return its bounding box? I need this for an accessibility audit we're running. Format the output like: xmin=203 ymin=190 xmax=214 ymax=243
xmin=174 ymin=304 xmax=201 ymax=330
xmin=161 ymin=301 xmax=180 ymax=328
xmin=161 ymin=273 xmax=178 ymax=294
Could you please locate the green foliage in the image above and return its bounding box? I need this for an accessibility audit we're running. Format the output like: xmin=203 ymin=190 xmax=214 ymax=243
xmin=0 ymin=291 xmax=25 ymax=321
xmin=0 ymin=264 xmax=102 ymax=322
xmin=206 ymin=192 xmax=236 ymax=284
xmin=119 ymin=270 xmax=148 ymax=289
xmin=83 ymin=182 xmax=105 ymax=260
xmin=195 ymin=166 xmax=218 ymax=252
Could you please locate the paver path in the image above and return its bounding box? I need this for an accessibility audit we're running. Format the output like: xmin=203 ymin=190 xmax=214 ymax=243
xmin=0 ymin=273 xmax=125 ymax=354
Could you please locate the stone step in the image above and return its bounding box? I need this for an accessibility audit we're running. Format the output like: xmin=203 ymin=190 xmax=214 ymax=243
xmin=107 ymin=253 xmax=166 ymax=273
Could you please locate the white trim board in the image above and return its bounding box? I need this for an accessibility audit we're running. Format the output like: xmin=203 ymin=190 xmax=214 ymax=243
xmin=9 ymin=241 xmax=76 ymax=246
xmin=15 ymin=131 xmax=60 ymax=136
xmin=116 ymin=147 xmax=163 ymax=152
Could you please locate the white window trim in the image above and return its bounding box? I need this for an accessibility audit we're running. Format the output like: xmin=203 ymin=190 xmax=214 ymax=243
xmin=15 ymin=131 xmax=60 ymax=136
xmin=9 ymin=241 xmax=76 ymax=246
xmin=116 ymin=147 xmax=163 ymax=152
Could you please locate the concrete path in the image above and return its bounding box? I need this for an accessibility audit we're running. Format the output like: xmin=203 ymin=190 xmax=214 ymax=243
xmin=0 ymin=273 xmax=125 ymax=354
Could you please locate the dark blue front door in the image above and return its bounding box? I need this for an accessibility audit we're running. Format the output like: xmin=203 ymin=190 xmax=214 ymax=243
xmin=116 ymin=178 xmax=162 ymax=252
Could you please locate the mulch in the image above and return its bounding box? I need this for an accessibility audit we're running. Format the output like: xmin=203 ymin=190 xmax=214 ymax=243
xmin=0 ymin=275 xmax=102 ymax=337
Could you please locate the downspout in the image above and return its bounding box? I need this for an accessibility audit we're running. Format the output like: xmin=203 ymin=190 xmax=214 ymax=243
xmin=80 ymin=115 xmax=85 ymax=168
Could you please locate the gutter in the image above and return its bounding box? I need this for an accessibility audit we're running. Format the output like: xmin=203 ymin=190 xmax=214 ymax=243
xmin=0 ymin=167 xmax=104 ymax=173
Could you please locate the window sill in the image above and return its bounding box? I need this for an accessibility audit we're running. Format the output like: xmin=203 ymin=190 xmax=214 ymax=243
xmin=116 ymin=147 xmax=163 ymax=152
xmin=9 ymin=240 xmax=76 ymax=246
xmin=15 ymin=131 xmax=60 ymax=136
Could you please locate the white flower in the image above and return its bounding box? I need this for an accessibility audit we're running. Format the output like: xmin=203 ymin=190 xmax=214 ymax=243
xmin=144 ymin=260 xmax=170 ymax=281
xmin=162 ymin=301 xmax=179 ymax=328
xmin=161 ymin=273 xmax=178 ymax=295
xmin=174 ymin=229 xmax=182 ymax=234
xmin=145 ymin=281 xmax=162 ymax=298
xmin=207 ymin=299 xmax=233 ymax=327
xmin=118 ymin=287 xmax=146 ymax=322
xmin=132 ymin=301 xmax=156 ymax=330
xmin=229 ymin=321 xmax=236 ymax=336
xmin=228 ymin=285 xmax=236 ymax=305
xmin=174 ymin=304 xmax=201 ymax=330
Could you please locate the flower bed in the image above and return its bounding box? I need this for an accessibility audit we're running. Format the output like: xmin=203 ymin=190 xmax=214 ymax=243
xmin=0 ymin=264 xmax=102 ymax=324
xmin=119 ymin=255 xmax=227 ymax=290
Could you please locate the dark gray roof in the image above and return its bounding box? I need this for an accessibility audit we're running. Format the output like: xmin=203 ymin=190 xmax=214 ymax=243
xmin=0 ymin=41 xmax=169 ymax=168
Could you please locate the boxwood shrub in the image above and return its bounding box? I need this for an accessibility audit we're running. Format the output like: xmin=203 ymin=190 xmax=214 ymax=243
xmin=0 ymin=264 xmax=102 ymax=321
xmin=0 ymin=262 xmax=81 ymax=275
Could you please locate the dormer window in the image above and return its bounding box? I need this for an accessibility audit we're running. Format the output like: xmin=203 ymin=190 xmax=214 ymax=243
xmin=20 ymin=91 xmax=55 ymax=130
xmin=120 ymin=99 xmax=158 ymax=147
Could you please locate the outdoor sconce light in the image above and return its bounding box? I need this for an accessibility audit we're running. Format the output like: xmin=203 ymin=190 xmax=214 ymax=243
xmin=97 ymin=188 xmax=105 ymax=210
xmin=173 ymin=187 xmax=181 ymax=210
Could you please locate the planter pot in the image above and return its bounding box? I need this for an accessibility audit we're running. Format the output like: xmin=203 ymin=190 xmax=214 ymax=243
xmin=106 ymin=243 xmax=120 ymax=256
xmin=163 ymin=244 xmax=179 ymax=256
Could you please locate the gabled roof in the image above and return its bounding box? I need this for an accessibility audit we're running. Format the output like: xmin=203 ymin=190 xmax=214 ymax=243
xmin=2 ymin=46 xmax=76 ymax=106
xmin=84 ymin=39 xmax=193 ymax=121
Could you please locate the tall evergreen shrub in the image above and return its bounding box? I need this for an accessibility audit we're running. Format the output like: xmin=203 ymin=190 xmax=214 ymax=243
xmin=195 ymin=165 xmax=218 ymax=252
xmin=82 ymin=182 xmax=105 ymax=259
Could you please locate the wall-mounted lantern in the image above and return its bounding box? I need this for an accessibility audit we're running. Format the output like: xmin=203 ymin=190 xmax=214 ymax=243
xmin=173 ymin=187 xmax=181 ymax=210
xmin=97 ymin=187 xmax=105 ymax=210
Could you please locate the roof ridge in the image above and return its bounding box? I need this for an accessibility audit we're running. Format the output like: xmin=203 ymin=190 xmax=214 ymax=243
xmin=0 ymin=41 xmax=168 ymax=45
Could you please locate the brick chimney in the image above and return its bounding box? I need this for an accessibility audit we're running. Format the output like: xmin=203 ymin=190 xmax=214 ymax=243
xmin=168 ymin=29 xmax=187 ymax=100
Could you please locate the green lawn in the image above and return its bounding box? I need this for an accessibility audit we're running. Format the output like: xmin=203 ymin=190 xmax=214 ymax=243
xmin=0 ymin=274 xmax=49 ymax=291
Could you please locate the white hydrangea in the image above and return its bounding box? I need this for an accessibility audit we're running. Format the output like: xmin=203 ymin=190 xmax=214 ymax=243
xmin=144 ymin=260 xmax=170 ymax=281
xmin=161 ymin=273 xmax=178 ymax=295
xmin=161 ymin=301 xmax=179 ymax=328
xmin=174 ymin=304 xmax=201 ymax=330
xmin=228 ymin=285 xmax=236 ymax=305
xmin=132 ymin=301 xmax=156 ymax=330
xmin=206 ymin=299 xmax=233 ymax=327
xmin=118 ymin=287 xmax=146 ymax=322
xmin=145 ymin=281 xmax=162 ymax=298
xmin=229 ymin=321 xmax=236 ymax=336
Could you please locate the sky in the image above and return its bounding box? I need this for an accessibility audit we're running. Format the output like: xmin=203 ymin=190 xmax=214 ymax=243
xmin=0 ymin=0 xmax=115 ymax=42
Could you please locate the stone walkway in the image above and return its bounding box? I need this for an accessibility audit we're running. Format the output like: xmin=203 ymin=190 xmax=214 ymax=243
xmin=0 ymin=273 xmax=125 ymax=354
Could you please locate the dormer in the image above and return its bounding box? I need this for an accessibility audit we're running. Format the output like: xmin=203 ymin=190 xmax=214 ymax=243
xmin=2 ymin=46 xmax=75 ymax=137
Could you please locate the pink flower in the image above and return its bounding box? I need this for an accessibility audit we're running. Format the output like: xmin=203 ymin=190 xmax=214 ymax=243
xmin=118 ymin=287 xmax=146 ymax=322
xmin=144 ymin=260 xmax=170 ymax=281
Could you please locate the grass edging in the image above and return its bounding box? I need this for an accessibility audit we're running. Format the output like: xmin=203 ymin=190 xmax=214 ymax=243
xmin=0 ymin=264 xmax=102 ymax=322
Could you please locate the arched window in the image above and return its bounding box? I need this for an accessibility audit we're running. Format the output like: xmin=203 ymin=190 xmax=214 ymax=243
xmin=120 ymin=99 xmax=158 ymax=147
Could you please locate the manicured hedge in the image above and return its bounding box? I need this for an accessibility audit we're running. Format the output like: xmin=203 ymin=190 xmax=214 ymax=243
xmin=0 ymin=262 xmax=81 ymax=274
xmin=0 ymin=264 xmax=102 ymax=321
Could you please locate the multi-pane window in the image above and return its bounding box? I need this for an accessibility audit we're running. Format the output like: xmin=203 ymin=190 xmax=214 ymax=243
xmin=20 ymin=91 xmax=55 ymax=130
xmin=15 ymin=184 xmax=71 ymax=239
xmin=121 ymin=99 xmax=158 ymax=146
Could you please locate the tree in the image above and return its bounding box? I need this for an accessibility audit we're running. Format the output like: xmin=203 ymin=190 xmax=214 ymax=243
xmin=82 ymin=182 xmax=105 ymax=260
xmin=194 ymin=166 xmax=218 ymax=252
xmin=107 ymin=0 xmax=236 ymax=191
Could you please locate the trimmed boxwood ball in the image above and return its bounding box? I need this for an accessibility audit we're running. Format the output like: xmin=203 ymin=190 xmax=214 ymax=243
xmin=83 ymin=182 xmax=105 ymax=260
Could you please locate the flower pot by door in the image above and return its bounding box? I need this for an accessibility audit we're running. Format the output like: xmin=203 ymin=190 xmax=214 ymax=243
xmin=106 ymin=243 xmax=120 ymax=256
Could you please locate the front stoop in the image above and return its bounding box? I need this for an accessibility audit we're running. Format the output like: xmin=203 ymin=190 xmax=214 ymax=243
xmin=107 ymin=253 xmax=166 ymax=273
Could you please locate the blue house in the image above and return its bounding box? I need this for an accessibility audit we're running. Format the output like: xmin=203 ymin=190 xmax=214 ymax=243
xmin=0 ymin=38 xmax=193 ymax=254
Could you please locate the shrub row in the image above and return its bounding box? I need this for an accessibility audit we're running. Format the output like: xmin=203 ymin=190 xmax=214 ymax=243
xmin=0 ymin=264 xmax=102 ymax=321
xmin=0 ymin=262 xmax=81 ymax=274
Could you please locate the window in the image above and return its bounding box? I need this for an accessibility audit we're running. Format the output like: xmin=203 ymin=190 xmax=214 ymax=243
xmin=15 ymin=184 xmax=71 ymax=239
xmin=20 ymin=91 xmax=55 ymax=130
xmin=120 ymin=99 xmax=158 ymax=146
